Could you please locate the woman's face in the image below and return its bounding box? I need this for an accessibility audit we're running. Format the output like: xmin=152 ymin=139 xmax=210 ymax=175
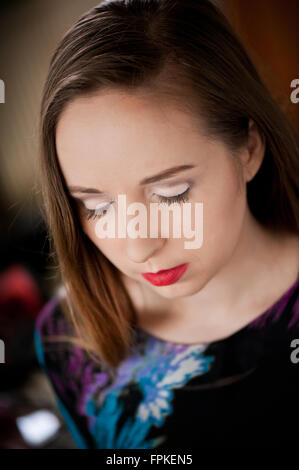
xmin=56 ymin=89 xmax=262 ymax=299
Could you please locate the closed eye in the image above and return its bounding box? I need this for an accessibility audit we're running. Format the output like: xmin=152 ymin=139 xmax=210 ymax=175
xmin=83 ymin=187 xmax=190 ymax=221
xmin=84 ymin=203 xmax=112 ymax=221
xmin=154 ymin=187 xmax=190 ymax=205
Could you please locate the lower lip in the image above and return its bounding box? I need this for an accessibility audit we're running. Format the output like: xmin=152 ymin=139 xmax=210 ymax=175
xmin=141 ymin=263 xmax=189 ymax=286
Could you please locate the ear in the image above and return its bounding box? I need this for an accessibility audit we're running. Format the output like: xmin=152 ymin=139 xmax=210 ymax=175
xmin=240 ymin=119 xmax=266 ymax=183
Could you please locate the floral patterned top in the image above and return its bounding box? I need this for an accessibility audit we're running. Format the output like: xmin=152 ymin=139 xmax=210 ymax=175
xmin=34 ymin=277 xmax=299 ymax=449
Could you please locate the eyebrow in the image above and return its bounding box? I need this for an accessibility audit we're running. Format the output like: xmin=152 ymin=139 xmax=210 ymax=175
xmin=69 ymin=164 xmax=196 ymax=195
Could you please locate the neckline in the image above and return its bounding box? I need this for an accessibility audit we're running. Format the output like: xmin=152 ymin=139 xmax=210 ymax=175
xmin=135 ymin=276 xmax=299 ymax=348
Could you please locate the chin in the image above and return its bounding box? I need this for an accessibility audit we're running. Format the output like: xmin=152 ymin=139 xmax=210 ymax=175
xmin=153 ymin=279 xmax=204 ymax=299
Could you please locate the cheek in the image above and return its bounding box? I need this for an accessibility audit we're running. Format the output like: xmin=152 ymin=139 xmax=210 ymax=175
xmin=81 ymin=215 xmax=125 ymax=263
xmin=195 ymin=167 xmax=246 ymax=263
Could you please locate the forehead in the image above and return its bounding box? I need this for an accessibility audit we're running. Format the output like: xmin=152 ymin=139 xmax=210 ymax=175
xmin=55 ymin=90 xmax=207 ymax=189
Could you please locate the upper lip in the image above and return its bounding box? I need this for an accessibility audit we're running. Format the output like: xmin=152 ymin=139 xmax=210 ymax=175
xmin=143 ymin=264 xmax=184 ymax=274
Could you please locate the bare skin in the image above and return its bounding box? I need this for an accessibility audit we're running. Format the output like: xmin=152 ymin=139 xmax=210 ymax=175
xmin=55 ymin=89 xmax=299 ymax=345
xmin=122 ymin=217 xmax=299 ymax=344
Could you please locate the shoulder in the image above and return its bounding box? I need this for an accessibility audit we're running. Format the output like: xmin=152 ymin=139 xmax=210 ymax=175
xmin=266 ymin=232 xmax=299 ymax=328
xmin=35 ymin=284 xmax=73 ymax=338
xmin=258 ymin=276 xmax=299 ymax=336
xmin=34 ymin=284 xmax=94 ymax=402
xmin=33 ymin=285 xmax=95 ymax=449
xmin=34 ymin=284 xmax=76 ymax=368
xmin=284 ymin=277 xmax=299 ymax=329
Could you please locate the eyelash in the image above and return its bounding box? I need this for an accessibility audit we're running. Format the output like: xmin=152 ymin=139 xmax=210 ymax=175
xmin=84 ymin=205 xmax=111 ymax=221
xmin=84 ymin=187 xmax=190 ymax=221
xmin=155 ymin=187 xmax=190 ymax=206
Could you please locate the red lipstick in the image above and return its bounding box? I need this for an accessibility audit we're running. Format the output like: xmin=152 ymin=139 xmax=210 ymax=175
xmin=141 ymin=263 xmax=189 ymax=286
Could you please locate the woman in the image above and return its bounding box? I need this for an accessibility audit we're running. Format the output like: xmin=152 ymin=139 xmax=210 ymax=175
xmin=34 ymin=0 xmax=299 ymax=449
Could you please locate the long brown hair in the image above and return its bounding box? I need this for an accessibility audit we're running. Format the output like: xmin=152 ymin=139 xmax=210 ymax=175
xmin=38 ymin=0 xmax=299 ymax=369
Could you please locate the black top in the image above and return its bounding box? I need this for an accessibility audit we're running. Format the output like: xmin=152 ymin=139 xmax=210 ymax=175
xmin=34 ymin=277 xmax=299 ymax=449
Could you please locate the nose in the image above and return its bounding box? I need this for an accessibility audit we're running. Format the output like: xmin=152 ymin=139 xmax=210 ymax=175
xmin=119 ymin=193 xmax=167 ymax=264
xmin=125 ymin=235 xmax=166 ymax=265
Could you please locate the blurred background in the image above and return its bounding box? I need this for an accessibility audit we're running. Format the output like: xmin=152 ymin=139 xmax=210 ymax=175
xmin=0 ymin=0 xmax=298 ymax=449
